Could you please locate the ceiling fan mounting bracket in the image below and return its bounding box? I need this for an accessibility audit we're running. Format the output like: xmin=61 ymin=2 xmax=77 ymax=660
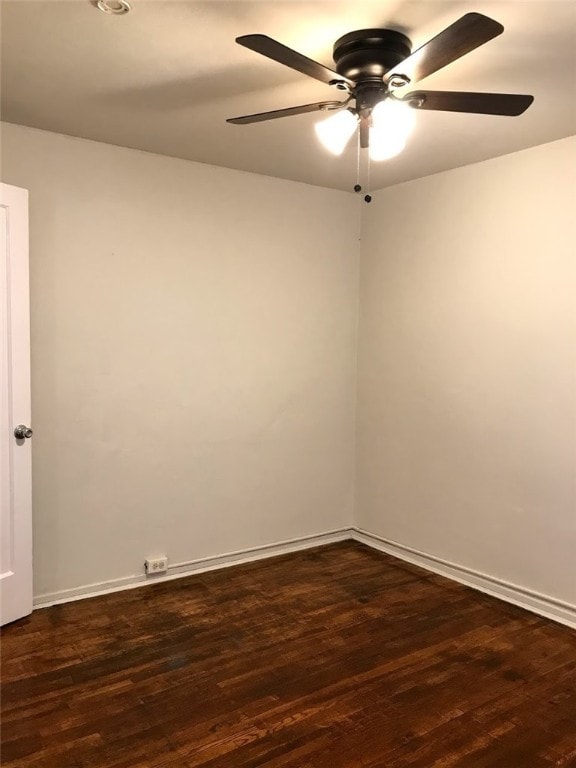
xmin=333 ymin=29 xmax=413 ymax=83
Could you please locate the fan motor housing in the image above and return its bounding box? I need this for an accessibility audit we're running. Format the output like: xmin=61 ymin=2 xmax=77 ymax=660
xmin=333 ymin=29 xmax=412 ymax=82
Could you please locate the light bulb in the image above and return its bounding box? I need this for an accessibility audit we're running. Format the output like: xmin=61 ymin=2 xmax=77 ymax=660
xmin=369 ymin=99 xmax=415 ymax=161
xmin=315 ymin=109 xmax=358 ymax=155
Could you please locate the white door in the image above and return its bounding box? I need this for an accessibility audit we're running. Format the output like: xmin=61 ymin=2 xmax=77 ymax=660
xmin=1 ymin=182 xmax=32 ymax=625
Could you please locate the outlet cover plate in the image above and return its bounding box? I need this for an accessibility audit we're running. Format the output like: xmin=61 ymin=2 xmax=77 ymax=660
xmin=145 ymin=556 xmax=167 ymax=575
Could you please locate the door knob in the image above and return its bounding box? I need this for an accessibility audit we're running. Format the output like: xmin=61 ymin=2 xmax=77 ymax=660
xmin=14 ymin=424 xmax=33 ymax=440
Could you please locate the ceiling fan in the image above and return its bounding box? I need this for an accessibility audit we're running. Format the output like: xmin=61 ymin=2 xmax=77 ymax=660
xmin=227 ymin=13 xmax=534 ymax=164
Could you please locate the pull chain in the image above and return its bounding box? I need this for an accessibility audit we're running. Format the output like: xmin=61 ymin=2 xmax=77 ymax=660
xmin=352 ymin=126 xmax=372 ymax=203
xmin=353 ymin=129 xmax=362 ymax=195
xmin=365 ymin=152 xmax=372 ymax=204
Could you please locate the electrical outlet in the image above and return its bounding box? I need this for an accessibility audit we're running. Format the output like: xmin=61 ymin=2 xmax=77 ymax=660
xmin=145 ymin=556 xmax=167 ymax=575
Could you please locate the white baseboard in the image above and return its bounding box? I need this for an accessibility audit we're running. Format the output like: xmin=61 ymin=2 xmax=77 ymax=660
xmin=34 ymin=525 xmax=576 ymax=631
xmin=33 ymin=527 xmax=354 ymax=609
xmin=352 ymin=528 xmax=576 ymax=630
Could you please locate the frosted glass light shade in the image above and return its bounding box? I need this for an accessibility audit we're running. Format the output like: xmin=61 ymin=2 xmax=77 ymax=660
xmin=369 ymin=133 xmax=407 ymax=161
xmin=315 ymin=109 xmax=358 ymax=155
xmin=369 ymin=100 xmax=416 ymax=161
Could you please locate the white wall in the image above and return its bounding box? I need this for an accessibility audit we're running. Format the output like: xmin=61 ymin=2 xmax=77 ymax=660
xmin=1 ymin=123 xmax=360 ymax=599
xmin=357 ymin=136 xmax=576 ymax=606
xmin=3 ymin=121 xmax=574 ymax=613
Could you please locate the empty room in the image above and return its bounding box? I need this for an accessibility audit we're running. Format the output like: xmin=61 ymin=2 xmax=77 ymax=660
xmin=1 ymin=1 xmax=575 ymax=766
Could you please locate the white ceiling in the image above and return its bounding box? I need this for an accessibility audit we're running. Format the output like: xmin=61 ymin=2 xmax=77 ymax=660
xmin=2 ymin=0 xmax=575 ymax=191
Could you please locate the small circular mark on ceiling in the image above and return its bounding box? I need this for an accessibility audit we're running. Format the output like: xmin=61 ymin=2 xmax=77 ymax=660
xmin=96 ymin=0 xmax=131 ymax=15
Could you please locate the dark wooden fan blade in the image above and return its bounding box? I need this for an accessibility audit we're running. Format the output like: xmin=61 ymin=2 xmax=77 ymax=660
xmin=236 ymin=34 xmax=353 ymax=88
xmin=359 ymin=116 xmax=370 ymax=149
xmin=227 ymin=101 xmax=344 ymax=125
xmin=386 ymin=13 xmax=504 ymax=85
xmin=405 ymin=90 xmax=534 ymax=116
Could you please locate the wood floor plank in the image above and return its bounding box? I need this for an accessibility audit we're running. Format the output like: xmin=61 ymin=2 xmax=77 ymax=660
xmin=1 ymin=541 xmax=575 ymax=767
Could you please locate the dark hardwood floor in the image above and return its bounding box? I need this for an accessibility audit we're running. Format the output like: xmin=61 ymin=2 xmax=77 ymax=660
xmin=1 ymin=541 xmax=575 ymax=767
